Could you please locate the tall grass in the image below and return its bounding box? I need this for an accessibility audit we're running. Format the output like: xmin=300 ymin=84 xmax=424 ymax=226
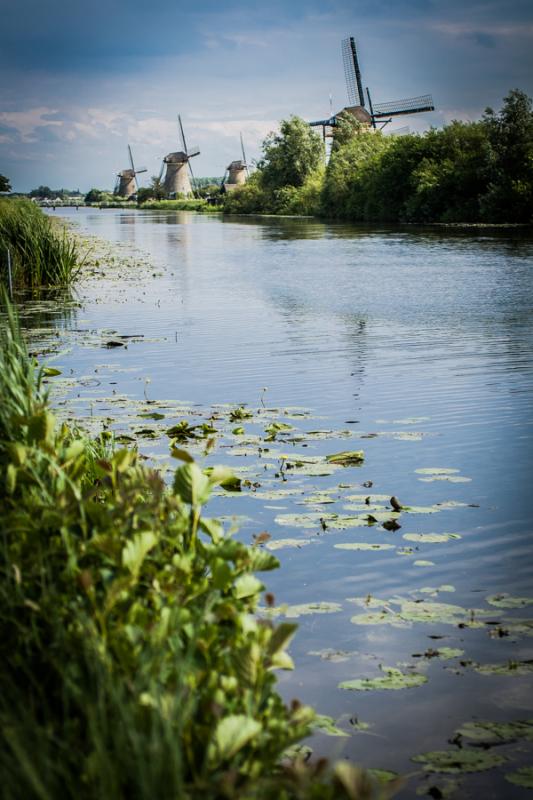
xmin=0 ymin=199 xmax=82 ymax=289
xmin=0 ymin=294 xmax=392 ymax=800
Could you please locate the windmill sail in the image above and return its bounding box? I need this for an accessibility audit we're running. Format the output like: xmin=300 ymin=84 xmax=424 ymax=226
xmin=372 ymin=94 xmax=435 ymax=118
xmin=342 ymin=36 xmax=365 ymax=107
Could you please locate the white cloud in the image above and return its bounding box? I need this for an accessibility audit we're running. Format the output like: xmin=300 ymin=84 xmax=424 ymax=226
xmin=0 ymin=107 xmax=62 ymax=142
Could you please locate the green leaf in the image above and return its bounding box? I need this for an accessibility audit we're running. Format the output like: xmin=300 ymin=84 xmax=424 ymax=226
xmin=208 ymin=715 xmax=261 ymax=765
xmin=234 ymin=574 xmax=263 ymax=599
xmin=122 ymin=531 xmax=157 ymax=577
xmin=42 ymin=366 xmax=62 ymax=376
xmin=173 ymin=463 xmax=211 ymax=506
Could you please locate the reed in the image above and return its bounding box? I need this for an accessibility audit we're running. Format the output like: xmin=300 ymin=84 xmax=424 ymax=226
xmin=0 ymin=199 xmax=82 ymax=289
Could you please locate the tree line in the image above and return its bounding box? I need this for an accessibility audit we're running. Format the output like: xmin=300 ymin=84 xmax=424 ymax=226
xmin=223 ymin=90 xmax=533 ymax=224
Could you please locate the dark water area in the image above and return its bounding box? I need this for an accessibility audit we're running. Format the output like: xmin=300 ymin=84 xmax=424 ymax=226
xmin=33 ymin=208 xmax=533 ymax=797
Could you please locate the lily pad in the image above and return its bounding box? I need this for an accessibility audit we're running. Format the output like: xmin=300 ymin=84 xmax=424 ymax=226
xmin=456 ymin=719 xmax=533 ymax=743
xmin=313 ymin=714 xmax=350 ymax=737
xmin=339 ymin=666 xmax=427 ymax=691
xmin=414 ymin=560 xmax=436 ymax=567
xmin=486 ymin=593 xmax=533 ymax=609
xmin=403 ymin=533 xmax=461 ymax=544
xmin=268 ymin=601 xmax=343 ymax=619
xmin=325 ymin=450 xmax=364 ymax=466
xmin=411 ymin=749 xmax=506 ymax=774
xmin=415 ymin=468 xmax=460 ymax=476
xmin=505 ymin=767 xmax=533 ymax=789
xmin=473 ymin=660 xmax=533 ymax=677
xmin=266 ymin=538 xmax=316 ymax=551
xmin=274 ymin=513 xmax=335 ymax=529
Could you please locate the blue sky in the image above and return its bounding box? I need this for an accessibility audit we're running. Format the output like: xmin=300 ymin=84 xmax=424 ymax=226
xmin=1 ymin=0 xmax=532 ymax=191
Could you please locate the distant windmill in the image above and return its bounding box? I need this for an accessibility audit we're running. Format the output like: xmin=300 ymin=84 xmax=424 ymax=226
xmin=114 ymin=145 xmax=147 ymax=198
xmin=223 ymin=133 xmax=249 ymax=192
xmin=160 ymin=115 xmax=200 ymax=198
xmin=309 ymin=36 xmax=435 ymax=138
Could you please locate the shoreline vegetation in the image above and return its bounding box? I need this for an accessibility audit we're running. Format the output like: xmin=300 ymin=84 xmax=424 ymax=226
xmin=221 ymin=90 xmax=533 ymax=225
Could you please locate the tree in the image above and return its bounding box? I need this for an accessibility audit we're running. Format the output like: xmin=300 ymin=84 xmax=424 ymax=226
xmin=481 ymin=89 xmax=533 ymax=222
xmin=137 ymin=176 xmax=167 ymax=203
xmin=29 ymin=185 xmax=54 ymax=199
xmin=0 ymin=174 xmax=11 ymax=192
xmin=259 ymin=116 xmax=324 ymax=190
xmin=84 ymin=188 xmax=104 ymax=203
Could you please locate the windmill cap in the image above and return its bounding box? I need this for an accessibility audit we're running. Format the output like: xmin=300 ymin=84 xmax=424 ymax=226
xmin=227 ymin=160 xmax=246 ymax=170
xmin=164 ymin=151 xmax=189 ymax=163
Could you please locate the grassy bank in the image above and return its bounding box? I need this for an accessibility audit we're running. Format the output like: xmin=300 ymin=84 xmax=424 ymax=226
xmin=0 ymin=296 xmax=392 ymax=800
xmin=91 ymin=199 xmax=219 ymax=212
xmin=0 ymin=199 xmax=82 ymax=289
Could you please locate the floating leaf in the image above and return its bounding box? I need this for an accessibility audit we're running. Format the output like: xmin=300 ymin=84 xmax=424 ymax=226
xmin=326 ymin=450 xmax=364 ymax=466
xmin=42 ymin=366 xmax=62 ymax=376
xmin=486 ymin=594 xmax=533 ymax=609
xmin=313 ymin=714 xmax=350 ymax=737
xmin=505 ymin=767 xmax=533 ymax=788
xmin=403 ymin=533 xmax=461 ymax=544
xmin=339 ymin=666 xmax=427 ymax=691
xmin=415 ymin=468 xmax=460 ymax=475
xmin=414 ymin=560 xmax=435 ymax=567
xmin=473 ymin=660 xmax=533 ymax=677
xmin=268 ymin=601 xmax=342 ymax=619
xmin=266 ymin=538 xmax=315 ymax=551
xmin=411 ymin=749 xmax=506 ymax=774
xmin=456 ymin=719 xmax=533 ymax=744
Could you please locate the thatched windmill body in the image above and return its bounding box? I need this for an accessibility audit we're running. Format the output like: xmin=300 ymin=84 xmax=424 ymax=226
xmin=161 ymin=116 xmax=200 ymax=197
xmin=310 ymin=36 xmax=435 ymax=139
xmin=115 ymin=145 xmax=147 ymax=198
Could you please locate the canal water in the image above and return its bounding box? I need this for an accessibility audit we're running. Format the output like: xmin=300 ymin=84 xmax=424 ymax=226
xmin=36 ymin=208 xmax=533 ymax=797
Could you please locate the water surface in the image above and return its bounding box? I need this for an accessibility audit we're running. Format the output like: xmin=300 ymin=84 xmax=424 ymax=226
xmin=34 ymin=208 xmax=533 ymax=797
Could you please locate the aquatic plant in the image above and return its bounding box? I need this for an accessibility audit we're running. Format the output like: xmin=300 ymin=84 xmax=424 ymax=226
xmin=0 ymin=199 xmax=82 ymax=289
xmin=0 ymin=295 xmax=396 ymax=800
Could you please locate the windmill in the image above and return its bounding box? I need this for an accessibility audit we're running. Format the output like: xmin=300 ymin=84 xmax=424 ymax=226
xmin=223 ymin=132 xmax=249 ymax=192
xmin=160 ymin=115 xmax=200 ymax=198
xmin=309 ymin=36 xmax=435 ymax=139
xmin=114 ymin=145 xmax=147 ymax=198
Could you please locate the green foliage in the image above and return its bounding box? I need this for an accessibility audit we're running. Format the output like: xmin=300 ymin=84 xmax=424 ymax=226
xmin=259 ymin=116 xmax=324 ymax=191
xmin=323 ymin=90 xmax=533 ymax=224
xmin=137 ymin=175 xmax=166 ymax=203
xmin=0 ymin=199 xmax=82 ymax=288
xmin=0 ymin=174 xmax=11 ymax=192
xmin=85 ymin=188 xmax=106 ymax=203
xmin=0 ymin=298 xmax=392 ymax=800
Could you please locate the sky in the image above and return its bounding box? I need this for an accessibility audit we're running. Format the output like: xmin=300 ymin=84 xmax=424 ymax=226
xmin=1 ymin=0 xmax=532 ymax=192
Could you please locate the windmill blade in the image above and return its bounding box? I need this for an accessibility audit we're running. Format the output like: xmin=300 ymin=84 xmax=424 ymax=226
xmin=128 ymin=144 xmax=135 ymax=173
xmin=135 ymin=167 xmax=148 ymax=174
xmin=372 ymin=94 xmax=435 ymax=118
xmin=178 ymin=114 xmax=188 ymax=155
xmin=240 ymin=132 xmax=249 ymax=174
xmin=187 ymin=159 xmax=197 ymax=197
xmin=342 ymin=36 xmax=365 ymax=108
xmin=158 ymin=160 xmax=165 ymax=182
xmin=186 ymin=146 xmax=200 ymax=158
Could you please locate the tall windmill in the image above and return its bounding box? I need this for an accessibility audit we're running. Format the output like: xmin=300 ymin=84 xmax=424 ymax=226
xmin=161 ymin=115 xmax=200 ymax=198
xmin=309 ymin=36 xmax=435 ymax=138
xmin=114 ymin=145 xmax=147 ymax=198
xmin=223 ymin=133 xmax=249 ymax=192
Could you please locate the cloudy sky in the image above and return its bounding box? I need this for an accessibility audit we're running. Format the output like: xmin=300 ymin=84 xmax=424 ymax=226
xmin=1 ymin=0 xmax=532 ymax=192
